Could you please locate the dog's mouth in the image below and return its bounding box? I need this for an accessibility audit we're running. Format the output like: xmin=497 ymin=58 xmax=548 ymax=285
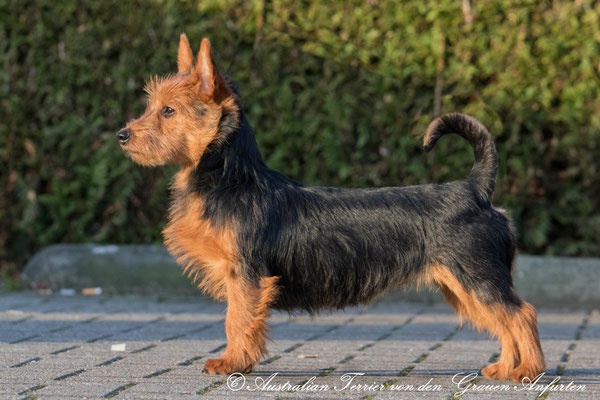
xmin=120 ymin=147 xmax=141 ymax=159
xmin=123 ymin=149 xmax=140 ymax=156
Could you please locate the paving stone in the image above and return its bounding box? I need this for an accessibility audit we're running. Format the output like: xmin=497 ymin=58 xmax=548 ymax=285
xmin=0 ymin=292 xmax=598 ymax=399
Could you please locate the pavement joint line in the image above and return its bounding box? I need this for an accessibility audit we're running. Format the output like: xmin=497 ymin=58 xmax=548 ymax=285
xmin=178 ymin=355 xmax=203 ymax=366
xmin=448 ymin=378 xmax=479 ymax=400
xmin=83 ymin=314 xmax=180 ymax=343
xmin=283 ymin=343 xmax=303 ymax=353
xmin=260 ymin=355 xmax=283 ymax=365
xmin=120 ymin=324 xmax=144 ymax=333
xmin=4 ymin=295 xmax=596 ymax=398
xmin=270 ymin=319 xmax=294 ymax=328
xmin=357 ymin=343 xmax=374 ymax=352
xmin=263 ymin=316 xmax=361 ymax=392
xmin=398 ymin=314 xmax=417 ymax=327
xmin=161 ymin=323 xmax=212 ymax=341
xmin=17 ymin=385 xmax=46 ymax=396
xmin=291 ymin=318 xmax=405 ymax=393
xmin=443 ymin=326 xmax=460 ymax=341
xmin=374 ymin=314 xmax=417 ymax=341
xmin=537 ymin=310 xmax=592 ymax=399
xmin=190 ymin=323 xmax=216 ymax=333
xmin=338 ymin=355 xmax=354 ymax=364
xmin=162 ymin=333 xmax=186 ymax=341
xmin=96 ymin=356 xmax=124 ymax=367
xmin=208 ymin=343 xmax=227 ymax=353
xmin=25 ymin=315 xmax=213 ymax=385
xmin=370 ymin=365 xmax=416 ymax=399
xmin=358 ymin=313 xmax=420 ymax=352
xmin=488 ymin=352 xmax=500 ymax=363
xmin=292 ymin=367 xmax=338 ymax=392
xmin=104 ymin=382 xmax=137 ymax=399
xmin=317 ymin=367 xmax=335 ymax=377
xmin=429 ymin=343 xmax=442 ymax=351
xmin=87 ymin=333 xmax=113 ymax=343
xmin=12 ymin=343 xmax=79 ymax=368
xmin=54 ymin=368 xmax=86 ymax=381
xmin=260 ymin=315 xmax=360 ymax=373
xmin=48 ymin=325 xmax=71 ymax=333
xmin=538 ymin=392 xmax=550 ymax=400
xmin=80 ymin=313 xmax=168 ymax=343
xmin=130 ymin=344 xmax=157 ymax=354
xmin=30 ymin=317 xmax=168 ymax=368
xmin=100 ymin=332 xmax=221 ymax=395
xmin=197 ymin=379 xmax=226 ymax=395
xmin=82 ymin=315 xmax=101 ymax=323
xmin=574 ymin=313 xmax=590 ymax=340
xmin=360 ymin=324 xmax=457 ymax=400
xmin=109 ymin=315 xmax=177 ymax=336
xmin=378 ymin=314 xmax=419 ymax=343
xmin=143 ymin=367 xmax=174 ymax=379
xmin=306 ymin=316 xmax=357 ymax=341
xmin=413 ymin=352 xmax=429 ymax=363
xmin=398 ymin=365 xmax=415 ymax=376
xmin=10 ymin=334 xmax=40 ymax=344
xmin=10 ymin=357 xmax=41 ymax=368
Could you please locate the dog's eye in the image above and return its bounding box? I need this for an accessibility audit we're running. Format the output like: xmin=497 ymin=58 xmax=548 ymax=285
xmin=161 ymin=106 xmax=175 ymax=117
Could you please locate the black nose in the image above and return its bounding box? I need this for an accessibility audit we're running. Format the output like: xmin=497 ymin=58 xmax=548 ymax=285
xmin=116 ymin=128 xmax=130 ymax=144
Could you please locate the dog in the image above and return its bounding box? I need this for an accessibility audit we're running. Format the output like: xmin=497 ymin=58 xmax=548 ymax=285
xmin=116 ymin=34 xmax=545 ymax=382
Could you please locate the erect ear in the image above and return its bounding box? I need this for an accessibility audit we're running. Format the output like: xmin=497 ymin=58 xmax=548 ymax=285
xmin=177 ymin=33 xmax=194 ymax=74
xmin=196 ymin=38 xmax=215 ymax=98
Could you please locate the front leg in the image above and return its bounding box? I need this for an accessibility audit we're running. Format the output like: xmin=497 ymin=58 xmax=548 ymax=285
xmin=203 ymin=276 xmax=279 ymax=374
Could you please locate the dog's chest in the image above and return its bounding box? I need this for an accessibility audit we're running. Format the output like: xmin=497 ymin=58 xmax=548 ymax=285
xmin=162 ymin=175 xmax=238 ymax=299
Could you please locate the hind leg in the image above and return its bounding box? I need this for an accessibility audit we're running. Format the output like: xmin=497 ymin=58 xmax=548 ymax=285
xmin=507 ymin=302 xmax=545 ymax=382
xmin=430 ymin=263 xmax=544 ymax=381
xmin=481 ymin=327 xmax=519 ymax=380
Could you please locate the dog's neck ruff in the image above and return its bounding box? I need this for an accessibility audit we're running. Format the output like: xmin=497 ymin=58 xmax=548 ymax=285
xmin=187 ymin=104 xmax=299 ymax=225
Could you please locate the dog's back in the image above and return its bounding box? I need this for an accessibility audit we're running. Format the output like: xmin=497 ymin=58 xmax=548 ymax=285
xmin=235 ymin=179 xmax=516 ymax=312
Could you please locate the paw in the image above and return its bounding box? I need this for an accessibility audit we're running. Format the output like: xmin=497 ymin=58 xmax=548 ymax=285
xmin=202 ymin=358 xmax=252 ymax=375
xmin=508 ymin=365 xmax=543 ymax=383
xmin=481 ymin=362 xmax=511 ymax=380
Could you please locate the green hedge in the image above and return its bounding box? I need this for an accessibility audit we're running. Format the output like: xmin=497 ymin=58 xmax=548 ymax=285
xmin=2 ymin=0 xmax=599 ymax=273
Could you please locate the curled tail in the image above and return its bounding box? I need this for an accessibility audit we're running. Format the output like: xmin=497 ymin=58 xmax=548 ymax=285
xmin=423 ymin=113 xmax=497 ymax=203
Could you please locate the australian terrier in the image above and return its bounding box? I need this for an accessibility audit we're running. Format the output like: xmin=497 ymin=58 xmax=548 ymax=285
xmin=117 ymin=34 xmax=545 ymax=382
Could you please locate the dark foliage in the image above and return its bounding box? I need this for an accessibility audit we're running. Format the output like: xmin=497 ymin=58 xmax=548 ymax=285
xmin=1 ymin=0 xmax=599 ymax=274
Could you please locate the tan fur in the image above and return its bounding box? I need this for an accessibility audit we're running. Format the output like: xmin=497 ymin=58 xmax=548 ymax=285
xmin=165 ymin=167 xmax=279 ymax=374
xmin=163 ymin=169 xmax=239 ymax=300
xmin=423 ymin=115 xmax=441 ymax=148
xmin=177 ymin=34 xmax=194 ymax=74
xmin=203 ymin=276 xmax=280 ymax=374
xmin=122 ymin=36 xmax=236 ymax=167
xmin=121 ymin=36 xmax=277 ymax=375
xmin=119 ymin=34 xmax=544 ymax=380
xmin=429 ymin=263 xmax=545 ymax=382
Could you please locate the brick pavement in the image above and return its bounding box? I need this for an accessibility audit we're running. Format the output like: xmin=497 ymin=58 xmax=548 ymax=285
xmin=0 ymin=292 xmax=598 ymax=399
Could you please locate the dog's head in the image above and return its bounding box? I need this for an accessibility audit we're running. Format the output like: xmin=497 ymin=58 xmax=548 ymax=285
xmin=117 ymin=34 xmax=236 ymax=166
